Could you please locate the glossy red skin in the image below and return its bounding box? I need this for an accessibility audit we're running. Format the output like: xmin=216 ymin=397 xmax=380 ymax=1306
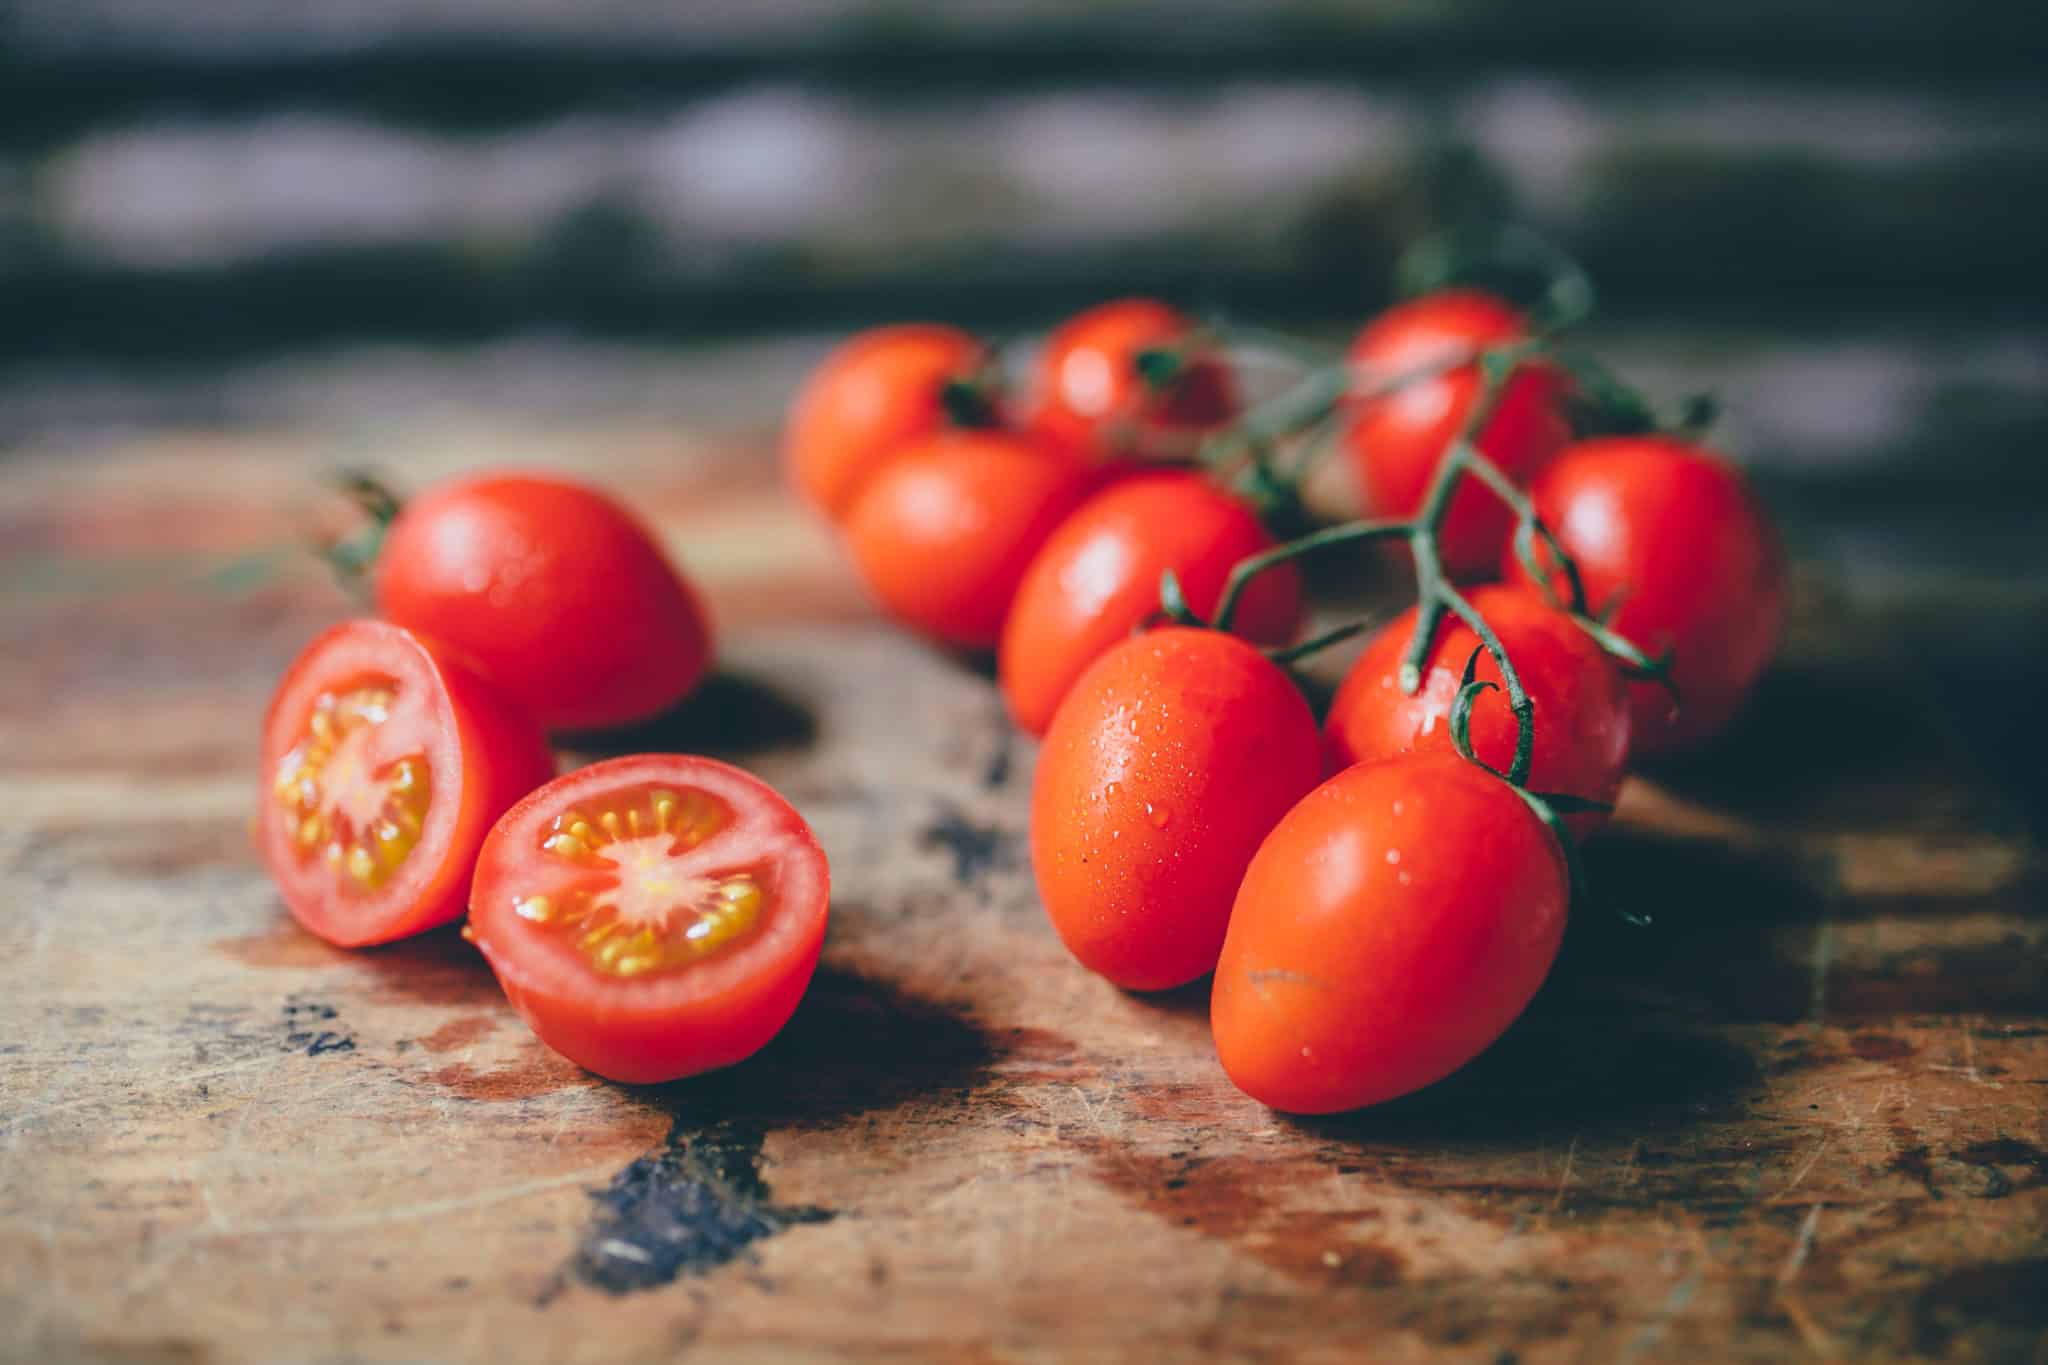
xmin=999 ymin=472 xmax=1305 ymax=737
xmin=257 ymin=620 xmax=556 ymax=948
xmin=1504 ymin=436 xmax=1786 ymax=758
xmin=1031 ymin=299 xmax=1236 ymax=463
xmin=1213 ymin=754 xmax=1568 ymax=1114
xmin=1323 ymin=586 xmax=1630 ymax=836
xmin=1344 ymin=291 xmax=1572 ymax=579
xmin=785 ymin=324 xmax=992 ymax=520
xmin=469 ymin=754 xmax=831 ymax=1085
xmin=374 ymin=472 xmax=713 ymax=733
xmin=844 ymin=429 xmax=1097 ymax=652
xmin=1031 ymin=628 xmax=1322 ymax=992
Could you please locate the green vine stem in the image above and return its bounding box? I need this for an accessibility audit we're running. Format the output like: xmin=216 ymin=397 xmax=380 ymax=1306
xmin=321 ymin=471 xmax=403 ymax=580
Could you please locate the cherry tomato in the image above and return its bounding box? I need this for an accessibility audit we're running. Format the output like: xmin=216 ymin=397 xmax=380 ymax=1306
xmin=999 ymin=471 xmax=1304 ymax=737
xmin=258 ymin=620 xmax=556 ymax=948
xmin=1503 ymin=435 xmax=1785 ymax=758
xmin=468 ymin=754 xmax=830 ymax=1084
xmin=1344 ymin=290 xmax=1571 ymax=579
xmin=1031 ymin=627 xmax=1321 ymax=991
xmin=374 ymin=471 xmax=714 ymax=733
xmin=1322 ymin=585 xmax=1629 ymax=834
xmin=785 ymin=324 xmax=992 ymax=520
xmin=843 ymin=429 xmax=1096 ymax=651
xmin=1212 ymin=754 xmax=1567 ymax=1113
xmin=1031 ymin=299 xmax=1235 ymax=463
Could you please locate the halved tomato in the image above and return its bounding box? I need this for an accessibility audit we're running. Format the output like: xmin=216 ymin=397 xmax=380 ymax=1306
xmin=466 ymin=754 xmax=830 ymax=1084
xmin=258 ymin=620 xmax=555 ymax=948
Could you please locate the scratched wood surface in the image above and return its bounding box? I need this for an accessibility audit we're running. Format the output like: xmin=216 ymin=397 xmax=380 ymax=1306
xmin=2 ymin=424 xmax=2046 ymax=1365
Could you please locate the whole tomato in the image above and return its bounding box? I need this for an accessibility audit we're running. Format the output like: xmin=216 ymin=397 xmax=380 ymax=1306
xmin=1323 ymin=585 xmax=1629 ymax=834
xmin=843 ymin=429 xmax=1096 ymax=651
xmin=373 ymin=472 xmax=712 ymax=733
xmin=1031 ymin=299 xmax=1235 ymax=463
xmin=1212 ymin=754 xmax=1568 ymax=1113
xmin=1344 ymin=290 xmax=1571 ymax=578
xmin=999 ymin=470 xmax=1304 ymax=737
xmin=785 ymin=324 xmax=992 ymax=520
xmin=1504 ymin=435 xmax=1784 ymax=758
xmin=1031 ymin=627 xmax=1321 ymax=992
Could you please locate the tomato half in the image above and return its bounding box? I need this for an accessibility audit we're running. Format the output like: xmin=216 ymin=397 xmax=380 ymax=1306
xmin=258 ymin=620 xmax=556 ymax=948
xmin=468 ymin=754 xmax=830 ymax=1084
xmin=785 ymin=324 xmax=992 ymax=520
xmin=1030 ymin=298 xmax=1236 ymax=463
xmin=374 ymin=471 xmax=714 ymax=733
xmin=999 ymin=470 xmax=1304 ymax=737
xmin=1322 ymin=585 xmax=1630 ymax=834
xmin=1504 ymin=435 xmax=1785 ymax=757
xmin=1030 ymin=628 xmax=1321 ymax=991
xmin=1212 ymin=754 xmax=1568 ymax=1113
xmin=1343 ymin=290 xmax=1571 ymax=579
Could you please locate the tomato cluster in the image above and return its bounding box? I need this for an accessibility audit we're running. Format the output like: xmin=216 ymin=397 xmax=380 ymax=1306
xmin=258 ymin=473 xmax=829 ymax=1084
xmin=794 ymin=267 xmax=1783 ymax=1114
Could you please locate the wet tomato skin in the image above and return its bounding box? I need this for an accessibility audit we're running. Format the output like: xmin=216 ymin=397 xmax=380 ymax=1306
xmin=1344 ymin=290 xmax=1571 ymax=578
xmin=1031 ymin=628 xmax=1322 ymax=991
xmin=374 ymin=472 xmax=713 ymax=733
xmin=1000 ymin=471 xmax=1304 ymax=737
xmin=257 ymin=620 xmax=556 ymax=948
xmin=1030 ymin=298 xmax=1236 ymax=463
xmin=785 ymin=324 xmax=991 ymax=520
xmin=1212 ymin=754 xmax=1568 ymax=1114
xmin=468 ymin=755 xmax=830 ymax=1085
xmin=844 ymin=428 xmax=1098 ymax=651
xmin=1503 ymin=436 xmax=1785 ymax=758
xmin=1322 ymin=585 xmax=1630 ymax=835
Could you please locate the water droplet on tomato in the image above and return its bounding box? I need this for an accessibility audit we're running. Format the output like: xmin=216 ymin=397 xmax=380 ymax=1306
xmin=1385 ymin=848 xmax=1402 ymax=866
xmin=1146 ymin=802 xmax=1171 ymax=829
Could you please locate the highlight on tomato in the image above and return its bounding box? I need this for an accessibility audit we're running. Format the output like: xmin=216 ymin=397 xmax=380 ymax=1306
xmin=1212 ymin=753 xmax=1568 ymax=1114
xmin=258 ymin=620 xmax=556 ymax=949
xmin=372 ymin=470 xmax=714 ymax=734
xmin=467 ymin=754 xmax=830 ymax=1084
xmin=785 ymin=324 xmax=993 ymax=520
xmin=1323 ymin=585 xmax=1630 ymax=834
xmin=1029 ymin=298 xmax=1236 ymax=464
xmin=1344 ymin=290 xmax=1571 ymax=578
xmin=1030 ymin=627 xmax=1321 ymax=992
xmin=999 ymin=470 xmax=1305 ymax=737
xmin=1505 ymin=434 xmax=1785 ymax=758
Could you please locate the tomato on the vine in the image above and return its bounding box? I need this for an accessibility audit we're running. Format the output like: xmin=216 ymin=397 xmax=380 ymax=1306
xmin=844 ymin=429 xmax=1097 ymax=651
xmin=373 ymin=471 xmax=713 ymax=734
xmin=1212 ymin=754 xmax=1568 ymax=1113
xmin=1323 ymin=585 xmax=1629 ymax=833
xmin=998 ymin=470 xmax=1304 ymax=737
xmin=1344 ymin=290 xmax=1571 ymax=578
xmin=468 ymin=754 xmax=830 ymax=1084
xmin=258 ymin=620 xmax=556 ymax=948
xmin=785 ymin=325 xmax=993 ymax=520
xmin=1504 ymin=435 xmax=1784 ymax=758
xmin=1031 ymin=627 xmax=1321 ymax=992
xmin=1030 ymin=299 xmax=1235 ymax=463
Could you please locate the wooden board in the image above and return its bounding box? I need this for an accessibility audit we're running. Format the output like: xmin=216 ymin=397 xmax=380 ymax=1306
xmin=2 ymin=429 xmax=2045 ymax=1365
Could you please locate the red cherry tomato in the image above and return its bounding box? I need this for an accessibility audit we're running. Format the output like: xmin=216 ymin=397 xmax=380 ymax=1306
xmin=258 ymin=620 xmax=555 ymax=948
xmin=1504 ymin=436 xmax=1785 ymax=758
xmin=1031 ymin=299 xmax=1235 ymax=463
xmin=468 ymin=754 xmax=830 ymax=1084
xmin=1323 ymin=585 xmax=1629 ymax=834
xmin=1344 ymin=290 xmax=1571 ymax=579
xmin=843 ymin=429 xmax=1096 ymax=651
xmin=374 ymin=472 xmax=713 ymax=733
xmin=1212 ymin=754 xmax=1568 ymax=1113
xmin=1031 ymin=628 xmax=1321 ymax=991
xmin=999 ymin=471 xmax=1304 ymax=737
xmin=785 ymin=325 xmax=992 ymax=520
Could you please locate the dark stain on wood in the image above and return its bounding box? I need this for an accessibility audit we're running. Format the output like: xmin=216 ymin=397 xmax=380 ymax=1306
xmin=429 ymin=1049 xmax=592 ymax=1103
xmin=919 ymin=806 xmax=1021 ymax=885
xmin=282 ymin=997 xmax=354 ymax=1056
xmin=1848 ymin=1032 xmax=1917 ymax=1062
xmin=1909 ymin=1256 xmax=2048 ymax=1356
xmin=418 ymin=1015 xmax=498 ymax=1053
xmin=1887 ymin=1119 xmax=1940 ymax=1199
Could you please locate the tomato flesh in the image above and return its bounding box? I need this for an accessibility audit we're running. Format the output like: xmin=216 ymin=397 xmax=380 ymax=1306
xmin=468 ymin=754 xmax=830 ymax=1084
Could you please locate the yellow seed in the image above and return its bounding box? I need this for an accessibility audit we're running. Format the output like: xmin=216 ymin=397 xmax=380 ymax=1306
xmin=372 ymin=819 xmax=410 ymax=865
xmin=310 ymin=710 xmax=335 ymax=740
xmin=324 ymin=842 xmax=345 ymax=869
xmin=580 ymin=921 xmax=618 ymax=950
xmin=568 ymin=819 xmax=598 ymax=845
xmin=346 ymin=845 xmax=378 ymax=885
xmin=600 ymin=811 xmax=623 ymax=841
xmin=296 ymin=813 xmax=325 ymax=848
xmin=612 ymin=954 xmax=658 ymax=977
xmin=544 ymin=833 xmax=591 ymax=860
xmin=595 ymin=936 xmax=631 ymax=968
xmin=627 ymin=808 xmax=643 ymax=838
xmin=390 ymin=759 xmax=420 ymax=792
xmin=460 ymin=924 xmax=477 ymax=943
xmin=652 ymin=792 xmax=678 ymax=830
xmin=513 ymin=896 xmax=553 ymax=923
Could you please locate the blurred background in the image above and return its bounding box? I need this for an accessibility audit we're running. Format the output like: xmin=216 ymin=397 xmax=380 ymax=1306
xmin=4 ymin=0 xmax=2046 ymax=800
